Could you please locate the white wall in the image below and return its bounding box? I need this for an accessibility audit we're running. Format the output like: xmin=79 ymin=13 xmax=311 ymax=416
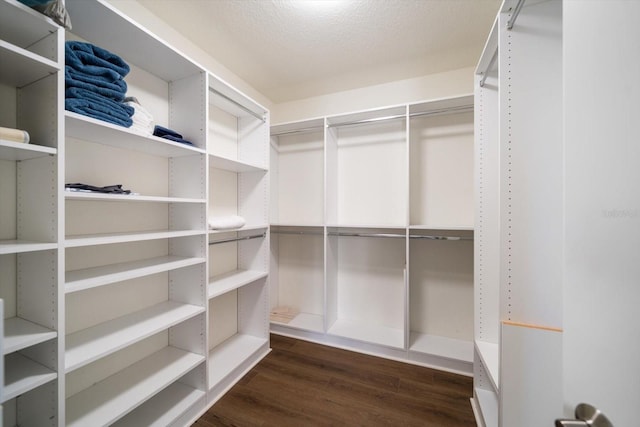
xmin=271 ymin=67 xmax=474 ymax=124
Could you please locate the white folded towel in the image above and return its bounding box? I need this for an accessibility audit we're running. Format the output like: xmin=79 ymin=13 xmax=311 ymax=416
xmin=208 ymin=215 xmax=246 ymax=230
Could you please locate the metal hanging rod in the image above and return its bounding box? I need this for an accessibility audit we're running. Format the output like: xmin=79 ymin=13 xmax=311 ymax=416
xmin=210 ymin=88 xmax=265 ymax=122
xmin=271 ymin=125 xmax=324 ymax=137
xmin=209 ymin=233 xmax=265 ymax=245
xmin=409 ymin=235 xmax=473 ymax=241
xmin=328 ymin=232 xmax=405 ymax=239
xmin=409 ymin=105 xmax=473 ymax=118
xmin=272 ymin=230 xmax=324 ymax=236
xmin=507 ymin=0 xmax=526 ymax=30
xmin=479 ymin=49 xmax=498 ymax=88
xmin=327 ymin=114 xmax=406 ymax=129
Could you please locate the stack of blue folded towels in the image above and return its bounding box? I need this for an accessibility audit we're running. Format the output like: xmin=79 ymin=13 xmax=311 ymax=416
xmin=65 ymin=41 xmax=134 ymax=127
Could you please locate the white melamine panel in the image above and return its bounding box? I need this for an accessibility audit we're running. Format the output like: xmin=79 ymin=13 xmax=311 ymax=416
xmin=208 ymin=290 xmax=238 ymax=350
xmin=209 ymin=168 xmax=238 ymax=218
xmin=17 ymin=156 xmax=57 ymax=243
xmin=474 ymin=70 xmax=500 ymax=345
xmin=4 ymin=352 xmax=57 ymax=402
xmin=65 ymin=229 xmax=203 ymax=247
xmin=0 ymin=140 xmax=56 ymax=161
xmin=208 ymin=270 xmax=268 ymax=300
xmin=330 ymin=235 xmax=405 ymax=348
xmin=65 ymin=346 xmax=204 ymax=427
xmin=65 ymin=138 xmax=168 ymax=198
xmin=474 ymin=387 xmax=498 ymax=427
xmin=499 ymin=1 xmax=562 ymax=327
xmin=208 ymin=334 xmax=267 ymax=388
xmin=16 ymin=250 xmax=57 ymax=330
xmin=238 ymin=172 xmax=269 ymax=228
xmin=65 ymin=300 xmax=204 ymax=372
xmin=500 ymin=323 xmax=562 ymax=427
xmin=275 ymin=131 xmax=324 ymax=225
xmin=336 ymin=121 xmax=406 ymax=226
xmin=0 ymin=241 xmax=57 ymax=255
xmin=410 ymin=112 xmax=474 ymax=228
xmin=209 ymin=107 xmax=238 ymax=160
xmin=209 ymin=154 xmax=267 ymax=173
xmin=208 ymin=240 xmax=238 ymax=278
xmin=237 ymin=278 xmax=268 ymax=338
xmin=0 ymin=40 xmax=60 ymax=88
xmin=410 ymin=239 xmax=473 ymax=341
xmin=328 ymin=319 xmax=404 ymax=349
xmin=273 ymin=233 xmax=324 ymax=330
xmin=0 ymin=0 xmax=59 ymax=52
xmin=0 ymin=159 xmax=16 ymax=242
xmin=4 ymin=316 xmax=56 ymax=354
xmin=170 ymin=73 xmax=207 ymax=150
xmin=325 ymin=125 xmax=338 ymax=225
xmin=64 ymin=192 xmax=204 ymax=204
xmin=66 ymin=255 xmax=205 ymax=294
xmin=16 ymin=69 xmax=59 ymax=150
xmin=112 ymin=381 xmax=205 ymax=427
xmin=238 ymin=115 xmax=269 ymax=168
xmin=475 ymin=340 xmax=499 ymax=392
xmin=65 ymin=113 xmax=204 ymax=158
xmin=122 ymin=61 xmax=170 ymax=130
xmin=409 ymin=333 xmax=472 ymax=363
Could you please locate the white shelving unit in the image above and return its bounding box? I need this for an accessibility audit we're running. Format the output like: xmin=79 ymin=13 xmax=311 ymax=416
xmin=0 ymin=1 xmax=62 ymax=425
xmin=472 ymin=1 xmax=564 ymax=426
xmin=207 ymin=73 xmax=270 ymax=403
xmin=269 ymin=96 xmax=475 ymax=374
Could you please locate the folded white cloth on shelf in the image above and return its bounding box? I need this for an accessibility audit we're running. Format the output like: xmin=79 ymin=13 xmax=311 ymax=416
xmin=208 ymin=215 xmax=246 ymax=230
xmin=0 ymin=126 xmax=30 ymax=144
xmin=124 ymin=98 xmax=154 ymax=135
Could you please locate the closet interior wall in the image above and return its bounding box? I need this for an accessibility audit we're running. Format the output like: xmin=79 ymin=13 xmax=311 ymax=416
xmin=270 ymin=95 xmax=475 ymax=374
xmin=0 ymin=0 xmax=270 ymax=425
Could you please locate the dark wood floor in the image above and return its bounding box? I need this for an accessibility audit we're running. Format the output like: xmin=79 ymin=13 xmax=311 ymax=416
xmin=194 ymin=334 xmax=475 ymax=426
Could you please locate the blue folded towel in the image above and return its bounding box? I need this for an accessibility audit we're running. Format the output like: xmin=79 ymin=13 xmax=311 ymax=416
xmin=153 ymin=125 xmax=193 ymax=145
xmin=65 ymin=41 xmax=130 ymax=80
xmin=65 ymin=67 xmax=127 ymax=102
xmin=66 ymin=87 xmax=134 ymax=127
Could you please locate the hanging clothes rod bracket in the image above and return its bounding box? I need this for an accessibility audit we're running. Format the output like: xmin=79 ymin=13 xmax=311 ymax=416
xmin=328 ymin=232 xmax=405 ymax=239
xmin=507 ymin=0 xmax=526 ymax=30
xmin=271 ymin=125 xmax=325 ymax=137
xmin=327 ymin=114 xmax=406 ymax=129
xmin=210 ymin=88 xmax=266 ymax=122
xmin=209 ymin=233 xmax=265 ymax=245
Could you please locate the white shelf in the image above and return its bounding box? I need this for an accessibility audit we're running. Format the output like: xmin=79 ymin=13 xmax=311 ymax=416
xmin=4 ymin=317 xmax=57 ymax=355
xmin=112 ymin=382 xmax=205 ymax=427
xmin=409 ymin=225 xmax=474 ymax=231
xmin=209 ymin=153 xmax=267 ymax=173
xmin=65 ymin=346 xmax=204 ymax=427
xmin=0 ymin=240 xmax=57 ymax=255
xmin=65 ymin=191 xmax=205 ymax=204
xmin=327 ymin=224 xmax=407 ymax=230
xmin=328 ymin=319 xmax=404 ymax=349
xmin=66 ymin=256 xmax=206 ymax=294
xmin=208 ymin=269 xmax=267 ymax=299
xmin=0 ymin=140 xmax=56 ymax=161
xmin=474 ymin=387 xmax=498 ymax=427
xmin=65 ymin=301 xmax=204 ymax=372
xmin=271 ymin=312 xmax=324 ymax=333
xmin=409 ymin=332 xmax=473 ymax=363
xmin=65 ymin=229 xmax=204 ymax=248
xmin=65 ymin=112 xmax=205 ymax=158
xmin=208 ymin=334 xmax=268 ymax=388
xmin=0 ymin=39 xmax=60 ymax=88
xmin=4 ymin=352 xmax=57 ymax=402
xmin=208 ymin=224 xmax=268 ymax=235
xmin=476 ymin=340 xmax=500 ymax=391
xmin=0 ymin=0 xmax=60 ymax=48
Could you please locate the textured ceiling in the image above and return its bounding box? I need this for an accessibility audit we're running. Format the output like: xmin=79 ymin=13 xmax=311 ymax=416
xmin=137 ymin=0 xmax=500 ymax=103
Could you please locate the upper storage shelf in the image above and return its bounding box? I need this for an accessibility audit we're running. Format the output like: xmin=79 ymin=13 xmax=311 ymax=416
xmin=0 ymin=0 xmax=59 ymax=53
xmin=65 ymin=0 xmax=203 ymax=82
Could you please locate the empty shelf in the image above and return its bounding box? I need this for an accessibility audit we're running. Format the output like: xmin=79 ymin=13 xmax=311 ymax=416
xmin=409 ymin=332 xmax=473 ymax=363
xmin=66 ymin=255 xmax=206 ymax=294
xmin=65 ymin=112 xmax=205 ymax=158
xmin=208 ymin=224 xmax=268 ymax=235
xmin=209 ymin=153 xmax=267 ymax=172
xmin=328 ymin=319 xmax=404 ymax=349
xmin=474 ymin=387 xmax=498 ymax=427
xmin=0 ymin=140 xmax=56 ymax=161
xmin=4 ymin=352 xmax=57 ymax=402
xmin=0 ymin=240 xmax=57 ymax=255
xmin=112 ymin=382 xmax=205 ymax=427
xmin=0 ymin=39 xmax=60 ymax=87
xmin=208 ymin=334 xmax=268 ymax=388
xmin=4 ymin=317 xmax=57 ymax=354
xmin=65 ymin=301 xmax=204 ymax=372
xmin=65 ymin=229 xmax=204 ymax=248
xmin=65 ymin=346 xmax=204 ymax=427
xmin=208 ymin=269 xmax=267 ymax=299
xmin=271 ymin=312 xmax=324 ymax=333
xmin=0 ymin=0 xmax=59 ymax=49
xmin=476 ymin=340 xmax=500 ymax=391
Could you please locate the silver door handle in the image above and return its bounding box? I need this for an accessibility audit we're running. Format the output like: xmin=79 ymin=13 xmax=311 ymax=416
xmin=555 ymin=403 xmax=613 ymax=427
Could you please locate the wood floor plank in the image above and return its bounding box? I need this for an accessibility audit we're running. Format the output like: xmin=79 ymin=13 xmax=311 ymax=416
xmin=196 ymin=335 xmax=475 ymax=426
